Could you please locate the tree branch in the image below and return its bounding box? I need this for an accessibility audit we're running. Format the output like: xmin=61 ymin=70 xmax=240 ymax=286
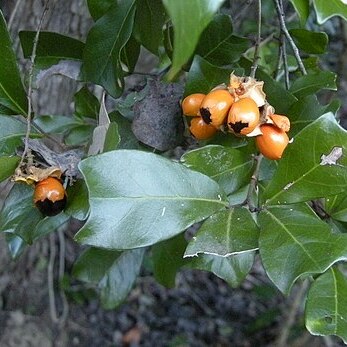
xmin=274 ymin=0 xmax=307 ymax=76
xmin=250 ymin=0 xmax=262 ymax=78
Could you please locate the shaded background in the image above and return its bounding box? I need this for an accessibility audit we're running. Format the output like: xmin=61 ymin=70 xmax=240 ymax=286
xmin=0 ymin=0 xmax=346 ymax=346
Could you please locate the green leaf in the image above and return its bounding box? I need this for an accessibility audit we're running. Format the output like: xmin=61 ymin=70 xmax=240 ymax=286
xmin=0 ymin=116 xmax=39 ymax=155
xmin=289 ymin=0 xmax=310 ymax=25
xmin=75 ymin=150 xmax=228 ymax=249
xmin=99 ymin=248 xmax=145 ymax=309
xmin=0 ymin=184 xmax=34 ymax=233
xmin=289 ymin=29 xmax=328 ymax=54
xmin=264 ymin=114 xmax=347 ymax=206
xmin=134 ymin=0 xmax=167 ymax=55
xmin=120 ymin=36 xmax=140 ymax=73
xmin=87 ymin=0 xmax=114 ymax=20
xmin=82 ymin=0 xmax=136 ymax=98
xmin=306 ymin=267 xmax=347 ymax=343
xmin=186 ymin=252 xmax=254 ymax=288
xmin=14 ymin=208 xmax=44 ymax=244
xmin=6 ymin=233 xmax=26 ymax=259
xmin=259 ymin=205 xmax=347 ymax=294
xmin=163 ymin=0 xmax=225 ymax=80
xmin=181 ymin=145 xmax=254 ymax=195
xmin=152 ymin=234 xmax=187 ymax=288
xmin=326 ymin=194 xmax=347 ymax=222
xmin=313 ymin=0 xmax=347 ymax=24
xmin=109 ymin=111 xmax=143 ymax=149
xmin=196 ymin=14 xmax=250 ymax=66
xmin=288 ymin=95 xmax=339 ymax=136
xmin=31 ymin=213 xmax=69 ymax=242
xmin=184 ymin=208 xmax=259 ymax=257
xmin=19 ymin=31 xmax=84 ymax=60
xmin=103 ymin=122 xmax=120 ymax=152
xmin=184 ymin=56 xmax=232 ymax=96
xmin=74 ymin=86 xmax=100 ymax=119
xmin=65 ymin=124 xmax=93 ymax=146
xmin=289 ymin=71 xmax=337 ymax=98
xmin=73 ymin=247 xmax=121 ymax=283
xmin=65 ymin=179 xmax=90 ymax=221
xmin=0 ymin=11 xmax=27 ymax=115
xmin=33 ymin=115 xmax=82 ymax=134
xmin=0 ymin=156 xmax=20 ymax=182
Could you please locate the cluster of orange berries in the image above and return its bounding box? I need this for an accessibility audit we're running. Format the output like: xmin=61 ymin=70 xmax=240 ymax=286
xmin=181 ymin=74 xmax=290 ymax=160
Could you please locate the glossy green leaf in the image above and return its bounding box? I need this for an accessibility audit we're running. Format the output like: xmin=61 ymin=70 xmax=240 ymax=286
xmin=0 ymin=116 xmax=39 ymax=155
xmin=290 ymin=71 xmax=337 ymax=98
xmin=0 ymin=156 xmax=20 ymax=182
xmin=289 ymin=0 xmax=310 ymax=25
xmin=19 ymin=31 xmax=84 ymax=60
xmin=75 ymin=150 xmax=228 ymax=249
xmin=264 ymin=114 xmax=347 ymax=206
xmin=74 ymin=86 xmax=100 ymax=119
xmin=152 ymin=234 xmax=187 ymax=288
xmin=120 ymin=36 xmax=140 ymax=73
xmin=99 ymin=248 xmax=145 ymax=309
xmin=195 ymin=14 xmax=249 ymax=66
xmin=65 ymin=124 xmax=93 ymax=146
xmin=306 ymin=267 xmax=347 ymax=343
xmin=6 ymin=234 xmax=26 ymax=259
xmin=259 ymin=205 xmax=347 ymax=294
xmin=289 ymin=29 xmax=328 ymax=54
xmin=313 ymin=0 xmax=347 ymax=24
xmin=184 ymin=56 xmax=232 ymax=96
xmin=34 ymin=115 xmax=82 ymax=134
xmin=31 ymin=213 xmax=69 ymax=242
xmin=103 ymin=122 xmax=120 ymax=152
xmin=87 ymin=0 xmax=113 ymax=20
xmin=65 ymin=179 xmax=90 ymax=221
xmin=0 ymin=11 xmax=27 ymax=115
xmin=134 ymin=0 xmax=167 ymax=54
xmin=181 ymin=145 xmax=254 ymax=195
xmin=163 ymin=0 xmax=225 ymax=79
xmin=73 ymin=247 xmax=121 ymax=283
xmin=184 ymin=208 xmax=259 ymax=257
xmin=14 ymin=208 xmax=44 ymax=244
xmin=187 ymin=252 xmax=255 ymax=288
xmin=325 ymin=194 xmax=347 ymax=222
xmin=109 ymin=111 xmax=143 ymax=150
xmin=82 ymin=0 xmax=136 ymax=97
xmin=0 ymin=184 xmax=34 ymax=233
xmin=288 ymin=95 xmax=339 ymax=136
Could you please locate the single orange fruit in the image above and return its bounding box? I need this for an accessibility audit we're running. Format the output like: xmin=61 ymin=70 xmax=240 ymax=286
xmin=182 ymin=93 xmax=206 ymax=116
xmin=256 ymin=124 xmax=289 ymax=160
xmin=189 ymin=117 xmax=217 ymax=140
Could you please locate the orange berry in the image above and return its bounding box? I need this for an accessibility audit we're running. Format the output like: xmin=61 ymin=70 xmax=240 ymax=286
xmin=256 ymin=124 xmax=289 ymax=160
xmin=189 ymin=117 xmax=217 ymax=140
xmin=199 ymin=90 xmax=234 ymax=128
xmin=182 ymin=93 xmax=206 ymax=116
xmin=227 ymin=97 xmax=260 ymax=135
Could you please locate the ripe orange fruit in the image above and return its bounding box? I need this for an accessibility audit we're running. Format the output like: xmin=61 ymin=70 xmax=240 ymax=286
xmin=182 ymin=93 xmax=206 ymax=116
xmin=189 ymin=117 xmax=217 ymax=140
xmin=34 ymin=177 xmax=67 ymax=216
xmin=199 ymin=89 xmax=234 ymax=128
xmin=256 ymin=124 xmax=289 ymax=160
xmin=227 ymin=97 xmax=260 ymax=135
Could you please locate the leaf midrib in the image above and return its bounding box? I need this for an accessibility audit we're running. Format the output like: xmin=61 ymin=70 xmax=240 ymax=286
xmin=91 ymin=195 xmax=228 ymax=206
xmin=0 ymin=80 xmax=26 ymax=115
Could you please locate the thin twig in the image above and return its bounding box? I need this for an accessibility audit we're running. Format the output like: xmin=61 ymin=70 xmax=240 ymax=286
xmin=250 ymin=0 xmax=262 ymax=79
xmin=8 ymin=0 xmax=24 ymax=29
xmin=275 ymin=280 xmax=309 ymax=347
xmin=274 ymin=0 xmax=307 ymax=75
xmin=48 ymin=233 xmax=58 ymax=323
xmin=19 ymin=0 xmax=51 ymax=167
xmin=281 ymin=34 xmax=290 ymax=89
xmin=57 ymin=228 xmax=69 ymax=324
xmin=243 ymin=154 xmax=263 ymax=212
xmin=233 ymin=0 xmax=254 ymax=22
